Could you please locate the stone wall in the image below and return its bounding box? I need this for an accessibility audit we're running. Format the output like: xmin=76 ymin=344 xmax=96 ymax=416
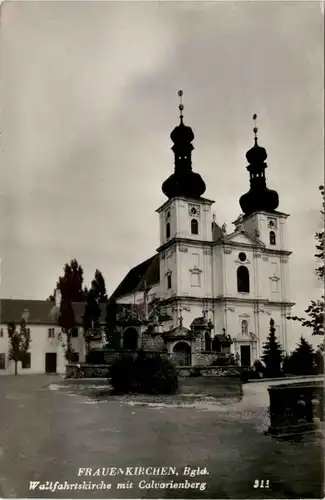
xmin=195 ymin=352 xmax=236 ymax=366
xmin=142 ymin=334 xmax=166 ymax=352
xmin=176 ymin=365 xmax=242 ymax=378
xmin=66 ymin=364 xmax=110 ymax=378
xmin=195 ymin=334 xmax=205 ymax=352
xmin=66 ymin=362 xmax=242 ymax=379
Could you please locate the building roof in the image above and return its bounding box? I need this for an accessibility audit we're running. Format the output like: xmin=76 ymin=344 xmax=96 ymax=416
xmin=0 ymin=299 xmax=58 ymax=326
xmin=0 ymin=299 xmax=108 ymax=326
xmin=109 ymin=254 xmax=160 ymax=301
xmin=162 ymin=324 xmax=195 ymax=340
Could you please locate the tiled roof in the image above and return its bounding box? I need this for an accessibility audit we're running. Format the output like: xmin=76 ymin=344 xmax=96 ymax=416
xmin=110 ymin=254 xmax=160 ymax=300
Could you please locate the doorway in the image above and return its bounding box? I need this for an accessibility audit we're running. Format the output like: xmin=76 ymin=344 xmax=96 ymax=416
xmin=45 ymin=353 xmax=57 ymax=373
xmin=173 ymin=342 xmax=192 ymax=366
xmin=240 ymin=345 xmax=251 ymax=367
xmin=123 ymin=328 xmax=138 ymax=350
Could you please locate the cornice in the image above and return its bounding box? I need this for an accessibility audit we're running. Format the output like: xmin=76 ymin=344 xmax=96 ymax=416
xmin=157 ymin=238 xmax=292 ymax=256
xmin=157 ymin=295 xmax=295 ymax=307
xmin=156 ymin=196 xmax=215 ymax=214
xmin=157 ymin=238 xmax=213 ymax=253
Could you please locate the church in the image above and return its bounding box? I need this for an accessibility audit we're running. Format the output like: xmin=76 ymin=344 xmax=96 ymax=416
xmin=109 ymin=92 xmax=294 ymax=367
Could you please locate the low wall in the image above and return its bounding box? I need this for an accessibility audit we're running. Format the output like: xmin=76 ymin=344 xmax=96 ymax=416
xmin=268 ymin=380 xmax=324 ymax=436
xmin=176 ymin=365 xmax=242 ymax=378
xmin=66 ymin=363 xmax=243 ymax=379
xmin=66 ymin=364 xmax=110 ymax=379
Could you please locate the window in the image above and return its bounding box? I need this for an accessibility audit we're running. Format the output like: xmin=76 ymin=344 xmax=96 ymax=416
xmin=269 ymin=231 xmax=276 ymax=245
xmin=22 ymin=352 xmax=31 ymax=369
xmin=190 ymin=272 xmax=201 ymax=287
xmin=71 ymin=328 xmax=78 ymax=338
xmin=166 ymin=222 xmax=170 ymax=239
xmin=48 ymin=328 xmax=55 ymax=338
xmin=0 ymin=353 xmax=5 ymax=370
xmin=191 ymin=219 xmax=199 ymax=235
xmin=241 ymin=320 xmax=248 ymax=335
xmin=0 ymin=328 xmax=3 ymax=338
xmin=167 ymin=275 xmax=172 ymax=289
xmin=238 ymin=252 xmax=246 ymax=262
xmin=237 ymin=266 xmax=250 ymax=293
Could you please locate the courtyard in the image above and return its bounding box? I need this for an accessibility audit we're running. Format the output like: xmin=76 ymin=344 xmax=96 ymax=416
xmin=0 ymin=375 xmax=323 ymax=499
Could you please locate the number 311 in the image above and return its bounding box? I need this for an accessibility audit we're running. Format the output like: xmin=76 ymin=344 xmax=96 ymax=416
xmin=253 ymin=479 xmax=270 ymax=488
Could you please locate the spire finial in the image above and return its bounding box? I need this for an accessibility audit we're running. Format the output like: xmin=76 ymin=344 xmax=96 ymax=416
xmin=178 ymin=90 xmax=184 ymax=122
xmin=253 ymin=113 xmax=258 ymax=145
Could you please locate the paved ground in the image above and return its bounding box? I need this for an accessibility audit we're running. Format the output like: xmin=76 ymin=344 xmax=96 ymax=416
xmin=0 ymin=375 xmax=323 ymax=499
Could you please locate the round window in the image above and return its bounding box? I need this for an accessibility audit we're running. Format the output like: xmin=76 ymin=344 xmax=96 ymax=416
xmin=238 ymin=252 xmax=246 ymax=262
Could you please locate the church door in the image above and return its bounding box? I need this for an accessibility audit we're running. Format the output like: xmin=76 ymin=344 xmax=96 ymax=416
xmin=240 ymin=345 xmax=251 ymax=367
xmin=173 ymin=342 xmax=191 ymax=366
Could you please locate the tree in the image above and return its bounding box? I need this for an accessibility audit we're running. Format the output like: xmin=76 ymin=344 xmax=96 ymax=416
xmin=314 ymin=345 xmax=324 ymax=375
xmin=91 ymin=270 xmax=108 ymax=303
xmin=102 ymin=300 xmax=118 ymax=348
xmin=261 ymin=319 xmax=283 ymax=377
xmin=48 ymin=259 xmax=86 ymax=303
xmin=83 ymin=287 xmax=101 ymax=354
xmin=8 ymin=319 xmax=31 ymax=375
xmin=288 ymin=185 xmax=324 ymax=336
xmin=287 ymin=336 xmax=315 ymax=376
xmin=58 ymin=273 xmax=78 ymax=362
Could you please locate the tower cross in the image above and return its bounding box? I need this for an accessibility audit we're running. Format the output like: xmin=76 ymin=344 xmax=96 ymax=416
xmin=178 ymin=90 xmax=184 ymax=120
xmin=253 ymin=113 xmax=258 ymax=144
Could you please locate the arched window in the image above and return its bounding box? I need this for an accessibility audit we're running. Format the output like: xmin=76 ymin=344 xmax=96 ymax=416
xmin=191 ymin=219 xmax=199 ymax=235
xmin=269 ymin=231 xmax=276 ymax=245
xmin=237 ymin=266 xmax=250 ymax=293
xmin=241 ymin=320 xmax=248 ymax=335
xmin=166 ymin=222 xmax=170 ymax=239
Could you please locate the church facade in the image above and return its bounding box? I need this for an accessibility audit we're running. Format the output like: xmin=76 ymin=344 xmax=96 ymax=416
xmin=110 ymin=95 xmax=294 ymax=367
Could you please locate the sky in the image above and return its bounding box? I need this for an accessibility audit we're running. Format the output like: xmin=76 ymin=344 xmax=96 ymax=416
xmin=0 ymin=1 xmax=323 ymax=349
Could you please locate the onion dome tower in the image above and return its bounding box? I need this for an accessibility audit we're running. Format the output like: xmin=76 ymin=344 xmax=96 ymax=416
xmin=162 ymin=90 xmax=206 ymax=200
xmin=239 ymin=114 xmax=279 ymax=216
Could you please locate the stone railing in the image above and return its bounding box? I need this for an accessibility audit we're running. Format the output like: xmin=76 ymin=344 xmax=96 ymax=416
xmin=268 ymin=380 xmax=324 ymax=436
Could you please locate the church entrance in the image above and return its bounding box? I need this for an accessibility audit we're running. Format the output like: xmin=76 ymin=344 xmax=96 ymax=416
xmin=240 ymin=345 xmax=251 ymax=367
xmin=173 ymin=342 xmax=191 ymax=366
xmin=123 ymin=328 xmax=138 ymax=350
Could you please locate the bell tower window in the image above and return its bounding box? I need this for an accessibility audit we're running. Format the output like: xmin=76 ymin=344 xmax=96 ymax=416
xmin=166 ymin=222 xmax=170 ymax=239
xmin=269 ymin=231 xmax=276 ymax=245
xmin=191 ymin=219 xmax=199 ymax=235
xmin=167 ymin=274 xmax=172 ymax=289
xmin=237 ymin=266 xmax=250 ymax=293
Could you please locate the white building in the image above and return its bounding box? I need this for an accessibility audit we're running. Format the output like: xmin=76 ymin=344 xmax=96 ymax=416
xmin=0 ymin=297 xmax=87 ymax=375
xmin=111 ymin=101 xmax=294 ymax=367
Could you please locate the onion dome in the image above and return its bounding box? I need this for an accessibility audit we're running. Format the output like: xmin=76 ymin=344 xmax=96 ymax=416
xmin=239 ymin=114 xmax=279 ymax=216
xmin=161 ymin=90 xmax=206 ymax=200
xmin=170 ymin=118 xmax=195 ymax=144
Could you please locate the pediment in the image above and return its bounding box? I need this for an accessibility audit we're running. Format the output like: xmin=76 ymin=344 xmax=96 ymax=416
xmin=234 ymin=331 xmax=258 ymax=341
xmin=223 ymin=230 xmax=264 ymax=247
